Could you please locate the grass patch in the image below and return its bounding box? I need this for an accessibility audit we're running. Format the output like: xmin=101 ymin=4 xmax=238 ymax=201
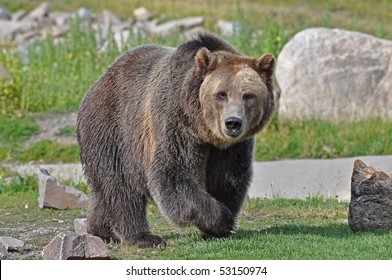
xmin=0 ymin=175 xmax=37 ymax=194
xmin=2 ymin=190 xmax=391 ymax=260
xmin=0 ymin=140 xmax=80 ymax=163
xmin=255 ymin=118 xmax=392 ymax=161
xmin=56 ymin=125 xmax=76 ymax=137
xmin=0 ymin=115 xmax=39 ymax=143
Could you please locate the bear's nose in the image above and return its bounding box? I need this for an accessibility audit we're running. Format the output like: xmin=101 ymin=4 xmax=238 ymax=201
xmin=225 ymin=117 xmax=243 ymax=133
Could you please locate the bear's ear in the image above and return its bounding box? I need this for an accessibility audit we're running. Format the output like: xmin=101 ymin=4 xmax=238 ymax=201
xmin=195 ymin=47 xmax=212 ymax=71
xmin=257 ymin=53 xmax=275 ymax=78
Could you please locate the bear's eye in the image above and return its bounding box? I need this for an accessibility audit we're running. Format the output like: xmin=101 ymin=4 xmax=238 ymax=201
xmin=216 ymin=91 xmax=228 ymax=101
xmin=243 ymin=93 xmax=257 ymax=102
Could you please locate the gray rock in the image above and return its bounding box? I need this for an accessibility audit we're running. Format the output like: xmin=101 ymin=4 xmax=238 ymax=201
xmin=37 ymin=167 xmax=88 ymax=210
xmin=277 ymin=28 xmax=392 ymax=121
xmin=113 ymin=29 xmax=132 ymax=50
xmin=216 ymin=20 xmax=240 ymax=37
xmin=24 ymin=3 xmax=51 ymax=21
xmin=0 ymin=7 xmax=11 ymax=20
xmin=149 ymin=16 xmax=204 ymax=36
xmin=12 ymin=10 xmax=27 ymax=21
xmin=72 ymin=7 xmax=93 ymax=21
xmin=98 ymin=9 xmax=121 ymax=27
xmin=74 ymin=218 xmax=87 ymax=234
xmin=348 ymin=160 xmax=392 ymax=232
xmin=0 ymin=243 xmax=7 ymax=260
xmin=15 ymin=30 xmax=38 ymax=46
xmin=0 ymin=236 xmax=25 ymax=252
xmin=42 ymin=232 xmax=110 ymax=260
xmin=0 ymin=20 xmax=38 ymax=40
xmin=50 ymin=11 xmax=70 ymax=26
xmin=133 ymin=7 xmax=152 ymax=22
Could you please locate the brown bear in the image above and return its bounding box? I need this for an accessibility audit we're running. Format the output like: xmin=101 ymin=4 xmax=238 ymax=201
xmin=77 ymin=33 xmax=275 ymax=248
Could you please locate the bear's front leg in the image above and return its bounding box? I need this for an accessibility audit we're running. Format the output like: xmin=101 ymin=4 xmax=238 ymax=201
xmin=147 ymin=142 xmax=235 ymax=239
xmin=204 ymin=139 xmax=255 ymax=238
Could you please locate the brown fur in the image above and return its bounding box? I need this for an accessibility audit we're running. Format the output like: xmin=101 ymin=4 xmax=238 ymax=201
xmin=77 ymin=33 xmax=275 ymax=247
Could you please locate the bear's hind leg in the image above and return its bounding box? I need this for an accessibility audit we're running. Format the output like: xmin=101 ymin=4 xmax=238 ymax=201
xmin=87 ymin=193 xmax=120 ymax=243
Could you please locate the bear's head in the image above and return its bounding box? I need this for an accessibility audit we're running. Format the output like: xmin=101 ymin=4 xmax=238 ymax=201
xmin=196 ymin=48 xmax=275 ymax=148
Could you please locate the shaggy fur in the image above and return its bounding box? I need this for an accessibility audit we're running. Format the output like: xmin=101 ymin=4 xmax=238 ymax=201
xmin=77 ymin=33 xmax=275 ymax=247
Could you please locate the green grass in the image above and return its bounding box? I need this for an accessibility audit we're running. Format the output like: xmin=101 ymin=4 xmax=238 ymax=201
xmin=0 ymin=115 xmax=39 ymax=143
xmin=1 ymin=189 xmax=391 ymax=260
xmin=0 ymin=140 xmax=80 ymax=163
xmin=56 ymin=125 xmax=76 ymax=137
xmin=255 ymin=118 xmax=392 ymax=161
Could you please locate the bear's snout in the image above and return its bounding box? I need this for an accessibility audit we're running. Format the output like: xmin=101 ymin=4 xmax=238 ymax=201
xmin=224 ymin=117 xmax=243 ymax=137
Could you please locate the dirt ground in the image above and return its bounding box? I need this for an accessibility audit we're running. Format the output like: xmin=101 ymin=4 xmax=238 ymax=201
xmin=25 ymin=111 xmax=78 ymax=146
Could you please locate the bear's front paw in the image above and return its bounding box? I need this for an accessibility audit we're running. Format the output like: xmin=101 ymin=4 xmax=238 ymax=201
xmin=122 ymin=232 xmax=167 ymax=248
xmin=197 ymin=203 xmax=235 ymax=239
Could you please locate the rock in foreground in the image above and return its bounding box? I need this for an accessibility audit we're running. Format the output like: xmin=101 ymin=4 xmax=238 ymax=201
xmin=0 ymin=236 xmax=25 ymax=252
xmin=42 ymin=232 xmax=110 ymax=260
xmin=37 ymin=167 xmax=88 ymax=210
xmin=349 ymin=159 xmax=392 ymax=232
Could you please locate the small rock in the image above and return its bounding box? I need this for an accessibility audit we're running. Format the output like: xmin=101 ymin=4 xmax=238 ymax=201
xmin=149 ymin=16 xmax=204 ymax=37
xmin=37 ymin=168 xmax=88 ymax=210
xmin=24 ymin=3 xmax=51 ymax=21
xmin=42 ymin=232 xmax=110 ymax=260
xmin=0 ymin=243 xmax=7 ymax=260
xmin=134 ymin=7 xmax=152 ymax=22
xmin=113 ymin=29 xmax=131 ymax=50
xmin=349 ymin=159 xmax=392 ymax=232
xmin=216 ymin=20 xmax=240 ymax=36
xmin=15 ymin=30 xmax=37 ymax=45
xmin=74 ymin=218 xmax=87 ymax=234
xmin=12 ymin=10 xmax=27 ymax=21
xmin=0 ymin=7 xmax=11 ymax=20
xmin=72 ymin=7 xmax=93 ymax=21
xmin=50 ymin=218 xmax=64 ymax=223
xmin=50 ymin=11 xmax=70 ymax=26
xmin=0 ymin=236 xmax=25 ymax=252
xmin=98 ymin=9 xmax=121 ymax=27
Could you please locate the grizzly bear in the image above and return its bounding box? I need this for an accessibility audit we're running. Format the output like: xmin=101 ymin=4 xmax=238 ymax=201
xmin=77 ymin=33 xmax=275 ymax=248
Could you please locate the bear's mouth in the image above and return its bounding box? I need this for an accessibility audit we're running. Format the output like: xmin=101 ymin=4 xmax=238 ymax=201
xmin=224 ymin=129 xmax=243 ymax=138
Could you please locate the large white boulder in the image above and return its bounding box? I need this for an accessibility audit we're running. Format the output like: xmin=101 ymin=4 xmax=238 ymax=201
xmin=276 ymin=28 xmax=392 ymax=121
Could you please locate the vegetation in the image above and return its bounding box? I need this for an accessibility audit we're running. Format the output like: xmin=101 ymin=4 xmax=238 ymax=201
xmin=1 ymin=189 xmax=391 ymax=259
xmin=0 ymin=115 xmax=39 ymax=143
xmin=0 ymin=1 xmax=391 ymax=261
xmin=255 ymin=118 xmax=392 ymax=161
xmin=56 ymin=125 xmax=76 ymax=137
xmin=2 ymin=0 xmax=392 ymax=38
xmin=0 ymin=1 xmax=391 ymax=162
